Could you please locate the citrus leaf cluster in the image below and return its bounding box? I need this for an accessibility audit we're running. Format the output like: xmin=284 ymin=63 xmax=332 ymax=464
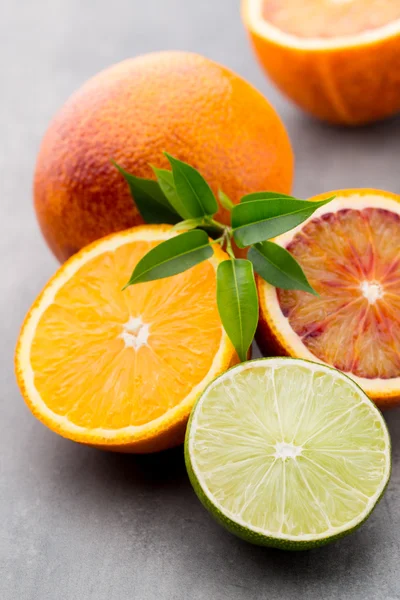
xmin=113 ymin=153 xmax=333 ymax=361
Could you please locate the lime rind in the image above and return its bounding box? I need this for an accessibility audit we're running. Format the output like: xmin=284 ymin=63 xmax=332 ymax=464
xmin=185 ymin=357 xmax=391 ymax=550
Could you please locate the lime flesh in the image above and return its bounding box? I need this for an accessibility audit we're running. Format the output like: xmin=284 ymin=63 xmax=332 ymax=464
xmin=185 ymin=358 xmax=391 ymax=549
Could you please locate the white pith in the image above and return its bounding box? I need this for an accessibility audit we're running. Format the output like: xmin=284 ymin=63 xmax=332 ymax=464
xmin=274 ymin=441 xmax=302 ymax=460
xmin=120 ymin=316 xmax=150 ymax=350
xmin=188 ymin=358 xmax=391 ymax=543
xmin=244 ymin=0 xmax=400 ymax=50
xmin=360 ymin=281 xmax=384 ymax=304
xmin=260 ymin=193 xmax=400 ymax=396
xmin=16 ymin=228 xmax=230 ymax=444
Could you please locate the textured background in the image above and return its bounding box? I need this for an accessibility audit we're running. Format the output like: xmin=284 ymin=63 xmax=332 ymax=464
xmin=2 ymin=1 xmax=400 ymax=598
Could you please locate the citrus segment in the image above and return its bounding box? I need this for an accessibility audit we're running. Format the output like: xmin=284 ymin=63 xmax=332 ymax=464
xmin=15 ymin=226 xmax=237 ymax=452
xmin=257 ymin=190 xmax=400 ymax=406
xmin=185 ymin=358 xmax=391 ymax=549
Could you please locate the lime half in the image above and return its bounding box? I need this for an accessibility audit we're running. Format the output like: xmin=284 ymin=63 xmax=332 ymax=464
xmin=185 ymin=358 xmax=391 ymax=549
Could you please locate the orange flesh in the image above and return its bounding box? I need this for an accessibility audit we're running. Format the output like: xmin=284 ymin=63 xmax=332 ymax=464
xmin=277 ymin=208 xmax=400 ymax=379
xmin=262 ymin=0 xmax=400 ymax=38
xmin=30 ymin=241 xmax=222 ymax=429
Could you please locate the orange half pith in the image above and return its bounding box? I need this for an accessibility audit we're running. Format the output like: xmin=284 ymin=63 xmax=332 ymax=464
xmin=257 ymin=190 xmax=400 ymax=407
xmin=15 ymin=226 xmax=237 ymax=452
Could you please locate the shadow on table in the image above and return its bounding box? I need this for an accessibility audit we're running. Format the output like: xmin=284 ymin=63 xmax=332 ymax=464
xmin=294 ymin=110 xmax=400 ymax=136
xmin=28 ymin=404 xmax=400 ymax=594
xmin=63 ymin=442 xmax=189 ymax=492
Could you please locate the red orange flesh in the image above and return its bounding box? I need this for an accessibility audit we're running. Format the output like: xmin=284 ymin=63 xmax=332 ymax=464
xmin=257 ymin=190 xmax=400 ymax=407
xmin=278 ymin=207 xmax=400 ymax=379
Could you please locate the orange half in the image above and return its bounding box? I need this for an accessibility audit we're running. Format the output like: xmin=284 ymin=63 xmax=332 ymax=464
xmin=257 ymin=189 xmax=400 ymax=407
xmin=15 ymin=226 xmax=237 ymax=452
xmin=242 ymin=0 xmax=400 ymax=124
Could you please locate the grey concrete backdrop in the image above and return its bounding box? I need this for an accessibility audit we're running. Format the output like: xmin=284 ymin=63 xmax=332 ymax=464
xmin=1 ymin=1 xmax=400 ymax=599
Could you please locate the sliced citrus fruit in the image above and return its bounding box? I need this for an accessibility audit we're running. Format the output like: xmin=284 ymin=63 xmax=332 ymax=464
xmin=185 ymin=358 xmax=391 ymax=549
xmin=242 ymin=0 xmax=400 ymax=124
xmin=257 ymin=189 xmax=400 ymax=407
xmin=15 ymin=225 xmax=238 ymax=453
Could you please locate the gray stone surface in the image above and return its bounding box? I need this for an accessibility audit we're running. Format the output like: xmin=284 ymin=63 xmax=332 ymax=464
xmin=1 ymin=1 xmax=400 ymax=598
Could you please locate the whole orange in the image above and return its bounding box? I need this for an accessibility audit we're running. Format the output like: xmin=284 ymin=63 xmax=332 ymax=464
xmin=34 ymin=51 xmax=294 ymax=262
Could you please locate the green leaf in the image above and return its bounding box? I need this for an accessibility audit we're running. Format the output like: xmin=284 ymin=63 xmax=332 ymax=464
xmin=218 ymin=189 xmax=234 ymax=211
xmin=232 ymin=197 xmax=334 ymax=248
xmin=171 ymin=217 xmax=206 ymax=232
xmin=124 ymin=229 xmax=213 ymax=287
xmin=112 ymin=160 xmax=180 ymax=225
xmin=217 ymin=259 xmax=259 ymax=362
xmin=151 ymin=166 xmax=190 ymax=220
xmin=248 ymin=242 xmax=317 ymax=295
xmin=240 ymin=191 xmax=296 ymax=203
xmin=165 ymin=153 xmax=218 ymax=218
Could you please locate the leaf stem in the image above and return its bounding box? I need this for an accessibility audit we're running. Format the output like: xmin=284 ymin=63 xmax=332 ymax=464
xmin=205 ymin=218 xmax=226 ymax=235
xmin=225 ymin=232 xmax=235 ymax=259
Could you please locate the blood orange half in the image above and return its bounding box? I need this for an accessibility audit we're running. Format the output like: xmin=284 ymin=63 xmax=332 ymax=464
xmin=257 ymin=189 xmax=400 ymax=407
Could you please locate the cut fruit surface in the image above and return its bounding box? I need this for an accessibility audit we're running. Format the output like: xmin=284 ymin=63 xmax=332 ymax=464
xmin=262 ymin=0 xmax=400 ymax=39
xmin=185 ymin=358 xmax=391 ymax=549
xmin=15 ymin=225 xmax=237 ymax=452
xmin=242 ymin=0 xmax=400 ymax=124
xmin=257 ymin=189 xmax=400 ymax=407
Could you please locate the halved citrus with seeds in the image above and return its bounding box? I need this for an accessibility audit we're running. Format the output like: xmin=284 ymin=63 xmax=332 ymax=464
xmin=242 ymin=0 xmax=400 ymax=125
xmin=185 ymin=358 xmax=391 ymax=550
xmin=15 ymin=225 xmax=237 ymax=452
xmin=257 ymin=189 xmax=400 ymax=407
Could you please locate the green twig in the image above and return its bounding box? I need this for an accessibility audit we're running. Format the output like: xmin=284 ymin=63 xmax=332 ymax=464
xmin=225 ymin=233 xmax=235 ymax=259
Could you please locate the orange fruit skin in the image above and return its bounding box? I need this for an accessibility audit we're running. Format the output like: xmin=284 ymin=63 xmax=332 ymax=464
xmin=257 ymin=188 xmax=400 ymax=409
xmin=34 ymin=51 xmax=294 ymax=262
xmin=242 ymin=2 xmax=400 ymax=125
